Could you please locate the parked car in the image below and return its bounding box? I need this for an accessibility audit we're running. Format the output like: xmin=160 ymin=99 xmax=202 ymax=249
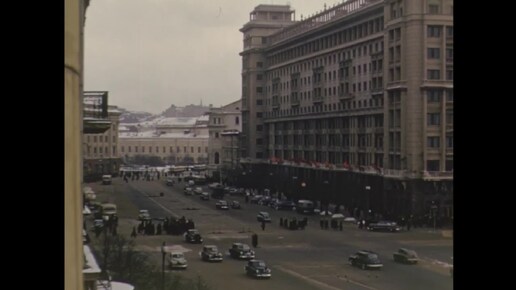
xmin=102 ymin=174 xmax=112 ymax=185
xmin=296 ymin=200 xmax=316 ymax=214
xmin=257 ymin=212 xmax=272 ymax=223
xmin=168 ymin=252 xmax=188 ymax=269
xmin=393 ymin=248 xmax=419 ymax=264
xmin=194 ymin=187 xmax=203 ymax=195
xmin=166 ymin=177 xmax=175 ymax=186
xmin=230 ymin=200 xmax=241 ymax=209
xmin=343 ymin=217 xmax=358 ymax=224
xmin=216 ymin=200 xmax=229 ymax=210
xmin=200 ymin=192 xmax=210 ymax=200
xmin=349 ymin=250 xmax=383 ymax=270
xmin=245 ymin=260 xmax=272 ymax=278
xmin=184 ymin=229 xmax=203 ymax=243
xmin=250 ymin=195 xmax=263 ymax=204
xmin=367 ymin=221 xmax=401 ymax=232
xmin=229 ymin=243 xmax=255 ymax=260
xmin=138 ymin=209 xmax=151 ymax=221
xmin=201 ymin=245 xmax=223 ymax=262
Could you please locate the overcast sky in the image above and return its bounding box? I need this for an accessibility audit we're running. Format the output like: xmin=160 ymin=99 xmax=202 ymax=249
xmin=85 ymin=0 xmax=341 ymax=114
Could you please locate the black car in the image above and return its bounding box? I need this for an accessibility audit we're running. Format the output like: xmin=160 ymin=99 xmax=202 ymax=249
xmin=274 ymin=200 xmax=296 ymax=211
xmin=201 ymin=245 xmax=223 ymax=262
xmin=367 ymin=221 xmax=401 ymax=232
xmin=229 ymin=243 xmax=255 ymax=259
xmin=215 ymin=200 xmax=229 ymax=210
xmin=393 ymin=248 xmax=419 ymax=264
xmin=245 ymin=259 xmax=272 ymax=278
xmin=184 ymin=229 xmax=203 ymax=244
xmin=349 ymin=250 xmax=383 ymax=270
xmin=230 ymin=201 xmax=241 ymax=209
xmin=166 ymin=177 xmax=175 ymax=186
xmin=257 ymin=212 xmax=272 ymax=223
xmin=200 ymin=192 xmax=210 ymax=200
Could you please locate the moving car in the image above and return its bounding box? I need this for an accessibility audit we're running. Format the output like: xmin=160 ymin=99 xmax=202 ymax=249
xmin=393 ymin=248 xmax=419 ymax=264
xmin=194 ymin=187 xmax=203 ymax=195
xmin=216 ymin=200 xmax=229 ymax=210
xmin=183 ymin=187 xmax=193 ymax=195
xmin=166 ymin=177 xmax=175 ymax=186
xmin=102 ymin=174 xmax=112 ymax=185
xmin=229 ymin=243 xmax=255 ymax=260
xmin=201 ymin=245 xmax=223 ymax=262
xmin=230 ymin=200 xmax=241 ymax=209
xmin=274 ymin=200 xmax=296 ymax=211
xmin=257 ymin=211 xmax=272 ymax=223
xmin=138 ymin=209 xmax=151 ymax=221
xmin=184 ymin=229 xmax=203 ymax=244
xmin=367 ymin=221 xmax=401 ymax=232
xmin=200 ymin=192 xmax=210 ymax=200
xmin=349 ymin=250 xmax=383 ymax=270
xmin=168 ymin=252 xmax=188 ymax=269
xmin=245 ymin=260 xmax=272 ymax=278
xmin=296 ymin=200 xmax=316 ymax=214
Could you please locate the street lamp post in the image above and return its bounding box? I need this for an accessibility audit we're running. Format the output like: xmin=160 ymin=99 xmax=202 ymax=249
xmin=161 ymin=241 xmax=166 ymax=290
xmin=365 ymin=186 xmax=371 ymax=219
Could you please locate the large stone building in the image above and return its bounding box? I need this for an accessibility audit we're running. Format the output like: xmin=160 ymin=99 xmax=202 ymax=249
xmin=206 ymin=100 xmax=242 ymax=181
xmin=118 ymin=116 xmax=209 ymax=165
xmin=83 ymin=92 xmax=122 ymax=181
xmin=240 ymin=0 xmax=453 ymax=223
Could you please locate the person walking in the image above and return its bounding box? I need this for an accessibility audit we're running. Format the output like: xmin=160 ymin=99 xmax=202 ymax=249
xmin=130 ymin=226 xmax=137 ymax=238
xmin=252 ymin=233 xmax=258 ymax=248
xmin=261 ymin=221 xmax=266 ymax=231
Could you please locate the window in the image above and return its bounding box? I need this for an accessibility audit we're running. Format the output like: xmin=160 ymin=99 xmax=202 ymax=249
xmin=446 ymin=26 xmax=453 ymax=38
xmin=446 ymin=109 xmax=453 ymax=124
xmin=235 ymin=116 xmax=239 ymax=125
xmin=428 ymin=4 xmax=439 ymax=14
xmin=256 ymin=99 xmax=263 ymax=105
xmin=149 ymin=146 xmax=152 ymax=153
xmin=256 ymin=125 xmax=263 ymax=131
xmin=427 ymin=89 xmax=441 ymax=102
xmin=198 ymin=147 xmax=201 ymax=153
xmin=257 ymin=74 xmax=263 ymax=80
xmin=256 ymin=87 xmax=263 ymax=93
xmin=191 ymin=147 xmax=194 ymax=153
xmin=427 ymin=136 xmax=440 ymax=148
xmin=427 ymin=48 xmax=440 ymax=59
xmin=215 ymin=132 xmax=219 ymax=138
xmin=93 ymin=147 xmax=97 ymax=154
xmin=256 ymin=112 xmax=263 ymax=118
xmin=214 ymin=152 xmax=220 ymax=164
xmin=184 ymin=146 xmax=187 ymax=153
xmin=156 ymin=146 xmax=159 ymax=153
xmin=427 ymin=69 xmax=440 ymax=80
xmin=256 ymin=138 xmax=263 ymax=145
xmin=99 ymin=147 xmax=103 ymax=154
xmin=257 ymin=61 xmax=263 ymax=68
xmin=446 ymin=48 xmax=453 ymax=61
xmin=447 ymin=90 xmax=454 ymax=102
xmin=177 ymin=146 xmax=180 ymax=153
xmin=427 ymin=113 xmax=441 ymax=125
xmin=113 ymin=146 xmax=116 ymax=155
xmin=128 ymin=146 xmax=131 ymax=153
xmin=427 ymin=26 xmax=441 ymax=37
xmin=93 ymin=136 xmax=97 ymax=142
xmin=135 ymin=146 xmax=138 ymax=153
xmin=446 ymin=136 xmax=453 ymax=148
xmin=169 ymin=147 xmax=173 ymax=153
xmin=426 ymin=160 xmax=440 ymax=171
xmin=446 ymin=69 xmax=453 ymax=80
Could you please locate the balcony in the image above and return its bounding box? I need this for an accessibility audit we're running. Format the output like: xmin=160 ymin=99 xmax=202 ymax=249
xmin=291 ymin=97 xmax=300 ymax=107
xmin=370 ymin=87 xmax=384 ymax=95
xmin=339 ymin=92 xmax=355 ymax=101
xmin=312 ymin=95 xmax=324 ymax=104
xmin=83 ymin=91 xmax=111 ymax=134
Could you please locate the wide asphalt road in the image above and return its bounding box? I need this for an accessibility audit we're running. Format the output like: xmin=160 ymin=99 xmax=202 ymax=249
xmin=90 ymin=177 xmax=453 ymax=290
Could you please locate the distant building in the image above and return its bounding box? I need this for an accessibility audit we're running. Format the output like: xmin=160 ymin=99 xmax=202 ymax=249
xmin=118 ymin=116 xmax=209 ymax=165
xmin=83 ymin=103 xmax=122 ymax=182
xmin=206 ymin=100 xmax=242 ymax=181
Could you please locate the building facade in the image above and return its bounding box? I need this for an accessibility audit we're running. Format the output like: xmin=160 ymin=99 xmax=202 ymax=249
xmin=206 ymin=100 xmax=242 ymax=181
xmin=240 ymin=0 xmax=453 ymax=224
xmin=83 ymin=99 xmax=122 ymax=181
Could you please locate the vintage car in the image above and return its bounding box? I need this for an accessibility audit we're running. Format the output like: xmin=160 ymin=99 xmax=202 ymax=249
xmin=393 ymin=248 xmax=419 ymax=264
xmin=229 ymin=243 xmax=255 ymax=260
xmin=230 ymin=200 xmax=241 ymax=209
xmin=138 ymin=209 xmax=151 ymax=221
xmin=168 ymin=252 xmax=188 ymax=269
xmin=200 ymin=192 xmax=210 ymax=200
xmin=349 ymin=250 xmax=383 ymax=270
xmin=250 ymin=195 xmax=264 ymax=204
xmin=245 ymin=260 xmax=272 ymax=278
xmin=166 ymin=177 xmax=175 ymax=186
xmin=201 ymin=245 xmax=223 ymax=262
xmin=274 ymin=200 xmax=296 ymax=211
xmin=215 ymin=200 xmax=229 ymax=210
xmin=194 ymin=187 xmax=203 ymax=195
xmin=257 ymin=211 xmax=272 ymax=223
xmin=184 ymin=229 xmax=203 ymax=244
xmin=183 ymin=187 xmax=193 ymax=195
xmin=367 ymin=221 xmax=401 ymax=232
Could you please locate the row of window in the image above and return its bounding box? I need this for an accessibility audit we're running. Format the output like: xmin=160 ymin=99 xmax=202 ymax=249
xmin=86 ymin=135 xmax=116 ymax=143
xmin=427 ymin=89 xmax=454 ymax=103
xmin=427 ymin=136 xmax=454 ymax=148
xmin=120 ymin=146 xmax=208 ymax=154
xmin=270 ymin=115 xmax=383 ymax=131
xmin=427 ymin=25 xmax=453 ymax=38
xmin=427 ymin=69 xmax=453 ymax=81
xmin=427 ymin=47 xmax=454 ymax=60
xmin=86 ymin=146 xmax=117 ymax=155
xmin=427 ymin=110 xmax=453 ymax=126
xmin=267 ymin=17 xmax=384 ymax=66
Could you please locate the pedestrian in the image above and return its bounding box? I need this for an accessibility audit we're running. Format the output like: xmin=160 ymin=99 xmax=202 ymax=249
xmin=252 ymin=233 xmax=258 ymax=248
xmin=131 ymin=226 xmax=137 ymax=238
xmin=261 ymin=221 xmax=266 ymax=231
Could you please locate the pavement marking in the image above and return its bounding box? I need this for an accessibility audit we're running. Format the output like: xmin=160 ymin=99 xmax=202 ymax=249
xmin=275 ymin=265 xmax=344 ymax=290
xmin=335 ymin=275 xmax=379 ymax=290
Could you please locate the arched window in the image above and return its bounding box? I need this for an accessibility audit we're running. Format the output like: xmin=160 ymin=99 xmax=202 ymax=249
xmin=214 ymin=152 xmax=220 ymax=164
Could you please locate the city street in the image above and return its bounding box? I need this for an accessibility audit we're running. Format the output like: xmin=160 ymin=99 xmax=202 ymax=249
xmin=87 ymin=177 xmax=453 ymax=290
